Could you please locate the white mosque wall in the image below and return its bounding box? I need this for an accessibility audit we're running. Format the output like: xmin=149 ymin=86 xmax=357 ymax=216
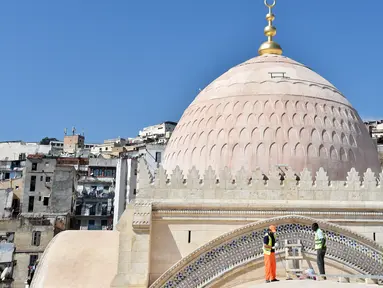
xmin=149 ymin=220 xmax=246 ymax=284
xmin=136 ymin=160 xmax=383 ymax=284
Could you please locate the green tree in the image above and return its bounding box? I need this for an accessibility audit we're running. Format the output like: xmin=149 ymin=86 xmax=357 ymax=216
xmin=39 ymin=137 xmax=59 ymax=145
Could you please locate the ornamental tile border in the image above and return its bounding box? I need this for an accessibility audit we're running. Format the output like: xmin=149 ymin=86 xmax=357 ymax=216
xmin=149 ymin=215 xmax=383 ymax=288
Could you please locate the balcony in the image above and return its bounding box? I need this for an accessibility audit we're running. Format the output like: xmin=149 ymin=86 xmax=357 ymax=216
xmin=77 ymin=176 xmax=115 ymax=184
xmin=88 ymin=225 xmax=102 ymax=230
xmin=77 ymin=189 xmax=115 ymax=199
xmin=80 ymin=225 xmax=109 ymax=230
xmin=75 ymin=201 xmax=112 ymax=217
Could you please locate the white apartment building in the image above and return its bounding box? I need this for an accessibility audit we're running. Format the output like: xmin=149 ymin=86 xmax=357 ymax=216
xmin=138 ymin=121 xmax=176 ymax=142
xmin=0 ymin=141 xmax=51 ymax=161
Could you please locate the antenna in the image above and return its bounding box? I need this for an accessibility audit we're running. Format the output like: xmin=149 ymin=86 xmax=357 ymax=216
xmin=64 ymin=128 xmax=67 ymax=136
xmin=72 ymin=126 xmax=76 ymax=136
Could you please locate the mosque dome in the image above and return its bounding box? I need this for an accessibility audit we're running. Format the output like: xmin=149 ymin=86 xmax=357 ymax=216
xmin=163 ymin=2 xmax=380 ymax=180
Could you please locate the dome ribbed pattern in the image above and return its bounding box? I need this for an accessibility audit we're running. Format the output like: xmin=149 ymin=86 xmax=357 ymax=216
xmin=163 ymin=55 xmax=380 ymax=180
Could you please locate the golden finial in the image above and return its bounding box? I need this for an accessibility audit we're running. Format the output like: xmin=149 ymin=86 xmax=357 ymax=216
xmin=258 ymin=0 xmax=283 ymax=55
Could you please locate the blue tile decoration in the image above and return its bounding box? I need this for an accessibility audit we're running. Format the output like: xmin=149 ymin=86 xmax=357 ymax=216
xmin=159 ymin=223 xmax=383 ymax=288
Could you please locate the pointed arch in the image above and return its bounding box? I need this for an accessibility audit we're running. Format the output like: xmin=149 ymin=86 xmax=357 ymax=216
xmin=150 ymin=215 xmax=383 ymax=288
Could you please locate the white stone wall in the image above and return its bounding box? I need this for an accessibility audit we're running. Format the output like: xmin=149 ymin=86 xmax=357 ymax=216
xmin=139 ymin=144 xmax=166 ymax=173
xmin=111 ymin=160 xmax=383 ymax=287
xmin=0 ymin=142 xmax=51 ymax=161
xmin=113 ymin=158 xmax=137 ymax=228
xmin=342 ymin=223 xmax=383 ymax=244
xmin=149 ymin=221 xmax=245 ymax=284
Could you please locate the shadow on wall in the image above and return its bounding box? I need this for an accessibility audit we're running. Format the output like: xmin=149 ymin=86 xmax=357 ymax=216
xmin=149 ymin=223 xmax=182 ymax=285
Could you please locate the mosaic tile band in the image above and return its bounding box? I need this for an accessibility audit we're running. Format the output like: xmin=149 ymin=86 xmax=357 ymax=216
xmin=153 ymin=222 xmax=383 ymax=288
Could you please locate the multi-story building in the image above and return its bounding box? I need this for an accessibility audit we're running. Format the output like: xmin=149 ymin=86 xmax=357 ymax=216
xmin=0 ymin=160 xmax=25 ymax=219
xmin=74 ymin=158 xmax=117 ymax=230
xmin=0 ymin=235 xmax=15 ymax=287
xmin=138 ymin=121 xmax=176 ymax=143
xmin=0 ymin=185 xmax=53 ymax=287
xmin=113 ymin=131 xmax=172 ymax=227
xmin=49 ymin=132 xmax=98 ymax=157
xmin=16 ymin=155 xmax=76 ymax=286
xmin=0 ymin=141 xmax=51 ymax=162
xmin=0 ymin=160 xmax=24 ymax=182
xmin=22 ymin=155 xmax=76 ymax=223
xmin=90 ymin=138 xmax=126 ymax=156
xmin=50 ymin=140 xmax=97 ymax=151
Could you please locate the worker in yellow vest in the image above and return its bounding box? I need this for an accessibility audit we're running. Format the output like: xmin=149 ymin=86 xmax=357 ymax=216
xmin=263 ymin=225 xmax=279 ymax=283
xmin=312 ymin=222 xmax=327 ymax=280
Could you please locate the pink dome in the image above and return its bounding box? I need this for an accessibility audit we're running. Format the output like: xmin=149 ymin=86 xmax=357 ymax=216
xmin=163 ymin=54 xmax=381 ymax=180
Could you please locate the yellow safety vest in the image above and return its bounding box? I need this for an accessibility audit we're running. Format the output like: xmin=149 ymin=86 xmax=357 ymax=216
xmin=263 ymin=233 xmax=273 ymax=255
xmin=315 ymin=229 xmax=326 ymax=250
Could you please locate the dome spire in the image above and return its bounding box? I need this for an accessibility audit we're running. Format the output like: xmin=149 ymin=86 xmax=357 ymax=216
xmin=258 ymin=0 xmax=283 ymax=56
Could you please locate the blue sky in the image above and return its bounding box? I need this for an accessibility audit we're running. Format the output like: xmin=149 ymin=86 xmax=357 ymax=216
xmin=0 ymin=1 xmax=382 ymax=143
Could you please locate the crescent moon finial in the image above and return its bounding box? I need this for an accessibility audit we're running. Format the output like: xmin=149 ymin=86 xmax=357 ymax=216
xmin=264 ymin=0 xmax=276 ymax=9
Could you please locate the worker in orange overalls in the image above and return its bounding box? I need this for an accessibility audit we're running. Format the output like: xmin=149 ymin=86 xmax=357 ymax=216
xmin=263 ymin=225 xmax=279 ymax=283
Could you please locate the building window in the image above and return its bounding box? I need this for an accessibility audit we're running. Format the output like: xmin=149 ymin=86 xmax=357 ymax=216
xmin=15 ymin=186 xmax=19 ymax=190
xmin=46 ymin=176 xmax=51 ymax=183
xmin=28 ymin=196 xmax=34 ymax=212
xmin=104 ymin=186 xmax=109 ymax=191
xmin=104 ymin=168 xmax=115 ymax=177
xmin=29 ymin=254 xmax=38 ymax=266
xmin=31 ymin=231 xmax=41 ymax=246
xmin=31 ymin=163 xmax=37 ymax=171
xmin=92 ymin=169 xmax=101 ymax=177
xmin=43 ymin=197 xmax=49 ymax=206
xmin=11 ymin=199 xmax=19 ymax=214
xmin=75 ymin=203 xmax=83 ymax=215
xmin=40 ymin=175 xmax=43 ymax=181
xmin=101 ymin=203 xmax=107 ymax=215
xmin=30 ymin=176 xmax=36 ymax=192
xmin=90 ymin=167 xmax=116 ymax=178
xmin=188 ymin=231 xmax=191 ymax=243
xmin=133 ymin=189 xmax=137 ymax=195
xmin=155 ymin=152 xmax=162 ymax=163
xmin=4 ymin=173 xmax=10 ymax=180
xmin=89 ymin=205 xmax=96 ymax=216
xmin=101 ymin=220 xmax=108 ymax=227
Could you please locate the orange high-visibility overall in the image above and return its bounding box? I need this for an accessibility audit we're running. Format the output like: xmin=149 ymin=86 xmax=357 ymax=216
xmin=263 ymin=233 xmax=276 ymax=281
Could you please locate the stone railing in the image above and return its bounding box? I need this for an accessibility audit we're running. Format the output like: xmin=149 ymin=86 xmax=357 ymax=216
xmin=137 ymin=159 xmax=383 ymax=202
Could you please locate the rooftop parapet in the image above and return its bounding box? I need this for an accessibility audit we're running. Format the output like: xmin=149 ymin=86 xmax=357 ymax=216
xmin=137 ymin=159 xmax=383 ymax=203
